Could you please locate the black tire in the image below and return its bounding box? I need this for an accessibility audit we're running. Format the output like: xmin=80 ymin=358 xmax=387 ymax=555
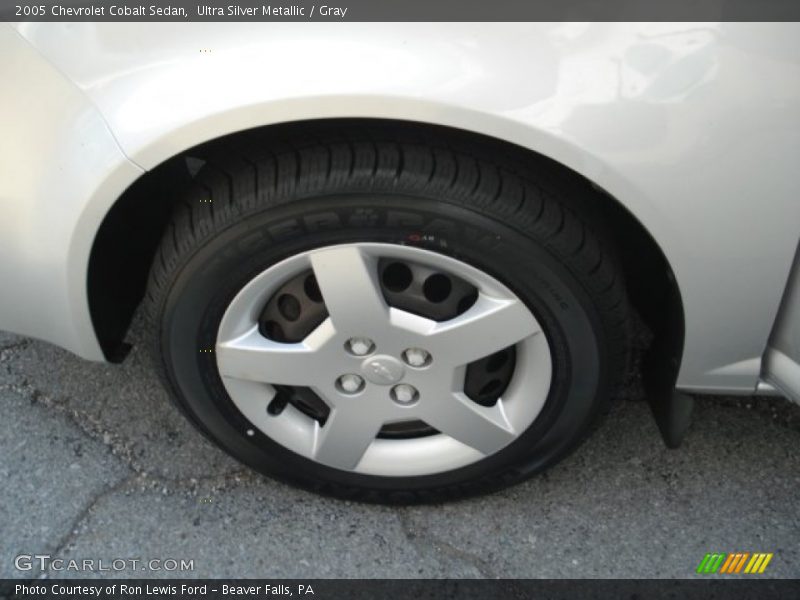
xmin=144 ymin=123 xmax=631 ymax=503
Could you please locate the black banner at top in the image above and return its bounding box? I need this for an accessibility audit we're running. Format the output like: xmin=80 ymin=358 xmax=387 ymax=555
xmin=1 ymin=0 xmax=800 ymax=22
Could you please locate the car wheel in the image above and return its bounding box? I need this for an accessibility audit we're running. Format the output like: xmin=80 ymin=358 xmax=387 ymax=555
xmin=144 ymin=126 xmax=630 ymax=502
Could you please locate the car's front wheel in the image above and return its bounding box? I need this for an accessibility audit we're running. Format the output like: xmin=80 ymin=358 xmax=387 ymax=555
xmin=145 ymin=126 xmax=630 ymax=502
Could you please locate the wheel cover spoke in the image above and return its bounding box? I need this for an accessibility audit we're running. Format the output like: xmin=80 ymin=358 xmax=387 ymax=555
xmin=425 ymin=294 xmax=541 ymax=366
xmin=309 ymin=246 xmax=389 ymax=333
xmin=312 ymin=402 xmax=383 ymax=470
xmin=422 ymin=392 xmax=516 ymax=455
xmin=216 ymin=322 xmax=333 ymax=385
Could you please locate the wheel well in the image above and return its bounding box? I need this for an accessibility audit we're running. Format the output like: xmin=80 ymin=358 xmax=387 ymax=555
xmin=88 ymin=118 xmax=684 ymax=388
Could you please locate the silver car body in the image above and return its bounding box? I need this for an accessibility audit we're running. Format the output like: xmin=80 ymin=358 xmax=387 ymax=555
xmin=0 ymin=22 xmax=798 ymax=400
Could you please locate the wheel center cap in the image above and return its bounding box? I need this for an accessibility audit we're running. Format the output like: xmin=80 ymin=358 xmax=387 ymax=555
xmin=360 ymin=355 xmax=405 ymax=385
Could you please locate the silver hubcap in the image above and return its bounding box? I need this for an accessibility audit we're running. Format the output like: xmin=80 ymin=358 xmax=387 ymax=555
xmin=216 ymin=243 xmax=552 ymax=477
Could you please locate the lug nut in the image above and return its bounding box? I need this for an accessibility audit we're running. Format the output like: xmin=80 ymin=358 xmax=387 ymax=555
xmin=345 ymin=337 xmax=375 ymax=357
xmin=402 ymin=348 xmax=431 ymax=368
xmin=337 ymin=374 xmax=365 ymax=394
xmin=391 ymin=384 xmax=419 ymax=405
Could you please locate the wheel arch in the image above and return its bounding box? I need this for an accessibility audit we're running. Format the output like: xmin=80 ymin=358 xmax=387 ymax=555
xmin=88 ymin=118 xmax=684 ymax=417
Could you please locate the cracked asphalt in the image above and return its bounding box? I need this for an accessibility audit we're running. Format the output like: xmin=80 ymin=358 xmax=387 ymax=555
xmin=1 ymin=319 xmax=799 ymax=580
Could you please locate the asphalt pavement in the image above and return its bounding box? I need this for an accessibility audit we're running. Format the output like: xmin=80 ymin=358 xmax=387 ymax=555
xmin=1 ymin=319 xmax=799 ymax=579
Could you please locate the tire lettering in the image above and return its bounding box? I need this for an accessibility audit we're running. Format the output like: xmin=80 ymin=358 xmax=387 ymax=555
xmin=266 ymin=220 xmax=303 ymax=240
xmin=386 ymin=211 xmax=425 ymax=227
xmin=303 ymin=212 xmax=341 ymax=231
